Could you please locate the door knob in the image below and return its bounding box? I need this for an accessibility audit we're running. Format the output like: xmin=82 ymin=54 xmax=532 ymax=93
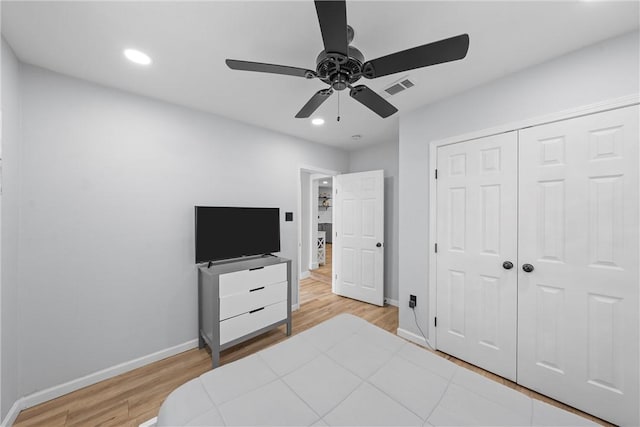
xmin=522 ymin=263 xmax=534 ymax=273
xmin=502 ymin=261 xmax=514 ymax=270
xmin=376 ymin=242 xmax=382 ymax=248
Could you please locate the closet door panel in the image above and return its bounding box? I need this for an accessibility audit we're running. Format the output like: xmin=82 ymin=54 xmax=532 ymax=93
xmin=436 ymin=132 xmax=518 ymax=381
xmin=517 ymin=105 xmax=639 ymax=427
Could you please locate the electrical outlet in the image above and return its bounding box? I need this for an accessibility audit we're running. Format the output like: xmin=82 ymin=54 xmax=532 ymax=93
xmin=409 ymin=294 xmax=417 ymax=308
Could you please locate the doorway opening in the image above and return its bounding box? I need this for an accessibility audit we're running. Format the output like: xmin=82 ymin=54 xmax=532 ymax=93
xmin=297 ymin=167 xmax=386 ymax=308
xmin=310 ymin=177 xmax=333 ymax=285
xmin=297 ymin=166 xmax=338 ymax=306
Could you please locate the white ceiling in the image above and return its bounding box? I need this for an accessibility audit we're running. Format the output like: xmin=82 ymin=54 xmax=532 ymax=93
xmin=2 ymin=1 xmax=638 ymax=150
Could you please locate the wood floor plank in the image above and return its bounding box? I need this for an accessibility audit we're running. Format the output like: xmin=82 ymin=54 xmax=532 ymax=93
xmin=65 ymin=398 xmax=128 ymax=427
xmin=13 ymin=277 xmax=606 ymax=426
xmin=310 ymin=243 xmax=332 ymax=284
xmin=8 ymin=408 xmax=68 ymax=427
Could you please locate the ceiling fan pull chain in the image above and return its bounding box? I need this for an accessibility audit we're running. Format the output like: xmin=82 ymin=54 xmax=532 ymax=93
xmin=337 ymin=92 xmax=341 ymax=122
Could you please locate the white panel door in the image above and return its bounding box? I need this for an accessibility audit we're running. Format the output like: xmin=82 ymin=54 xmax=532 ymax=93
xmin=334 ymin=170 xmax=384 ymax=306
xmin=518 ymin=105 xmax=639 ymax=426
xmin=436 ymin=132 xmax=518 ymax=380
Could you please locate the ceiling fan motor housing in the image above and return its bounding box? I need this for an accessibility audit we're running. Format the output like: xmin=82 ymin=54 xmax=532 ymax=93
xmin=316 ymin=44 xmax=364 ymax=91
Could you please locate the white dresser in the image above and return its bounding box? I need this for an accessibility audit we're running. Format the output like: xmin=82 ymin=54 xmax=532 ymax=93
xmin=198 ymin=256 xmax=291 ymax=367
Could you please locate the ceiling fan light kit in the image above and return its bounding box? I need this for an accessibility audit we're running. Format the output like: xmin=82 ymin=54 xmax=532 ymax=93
xmin=226 ymin=0 xmax=469 ymax=120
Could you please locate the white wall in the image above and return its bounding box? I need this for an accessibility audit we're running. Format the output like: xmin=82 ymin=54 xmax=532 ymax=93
xmin=14 ymin=64 xmax=348 ymax=398
xmin=1 ymin=37 xmax=21 ymax=421
xmin=348 ymin=139 xmax=399 ymax=303
xmin=398 ymin=31 xmax=640 ymax=340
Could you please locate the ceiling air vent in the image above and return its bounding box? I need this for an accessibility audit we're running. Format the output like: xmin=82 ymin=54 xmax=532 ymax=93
xmin=384 ymin=78 xmax=416 ymax=96
xmin=401 ymin=79 xmax=414 ymax=88
xmin=385 ymin=83 xmax=405 ymax=96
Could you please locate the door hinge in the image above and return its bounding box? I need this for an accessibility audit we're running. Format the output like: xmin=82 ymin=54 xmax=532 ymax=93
xmin=435 ymin=243 xmax=438 ymax=253
xmin=435 ymin=169 xmax=438 ymax=179
xmin=434 ymin=317 xmax=437 ymax=327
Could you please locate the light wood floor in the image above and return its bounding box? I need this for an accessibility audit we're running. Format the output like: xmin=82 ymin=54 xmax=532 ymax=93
xmin=14 ymin=276 xmax=608 ymax=427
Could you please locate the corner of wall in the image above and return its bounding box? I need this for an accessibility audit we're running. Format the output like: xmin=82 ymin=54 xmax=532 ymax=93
xmin=1 ymin=35 xmax=24 ymax=423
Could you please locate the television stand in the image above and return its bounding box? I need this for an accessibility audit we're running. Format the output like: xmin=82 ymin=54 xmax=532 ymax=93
xmin=197 ymin=256 xmax=292 ymax=368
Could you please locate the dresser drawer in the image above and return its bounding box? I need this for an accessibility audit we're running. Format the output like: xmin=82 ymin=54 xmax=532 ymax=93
xmin=219 ymin=263 xmax=287 ymax=297
xmin=219 ymin=281 xmax=287 ymax=321
xmin=219 ymin=300 xmax=287 ymax=345
xmin=252 ymin=300 xmax=287 ymax=332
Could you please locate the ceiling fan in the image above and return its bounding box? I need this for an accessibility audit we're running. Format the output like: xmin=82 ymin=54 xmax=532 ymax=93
xmin=226 ymin=0 xmax=469 ymax=119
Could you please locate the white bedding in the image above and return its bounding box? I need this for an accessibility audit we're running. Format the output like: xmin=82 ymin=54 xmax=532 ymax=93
xmin=157 ymin=314 xmax=596 ymax=426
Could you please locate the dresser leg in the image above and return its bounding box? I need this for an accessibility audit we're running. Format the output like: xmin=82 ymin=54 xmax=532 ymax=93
xmin=212 ymin=350 xmax=220 ymax=369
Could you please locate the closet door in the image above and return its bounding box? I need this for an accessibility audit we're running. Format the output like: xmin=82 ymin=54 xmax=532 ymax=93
xmin=436 ymin=132 xmax=518 ymax=380
xmin=517 ymin=105 xmax=639 ymax=426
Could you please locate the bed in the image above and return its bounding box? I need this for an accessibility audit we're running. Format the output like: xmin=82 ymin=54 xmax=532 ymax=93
xmin=157 ymin=314 xmax=596 ymax=426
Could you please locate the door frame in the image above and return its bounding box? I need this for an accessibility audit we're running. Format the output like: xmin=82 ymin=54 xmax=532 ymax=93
xmin=297 ymin=164 xmax=340 ymax=309
xmin=426 ymin=94 xmax=639 ymax=350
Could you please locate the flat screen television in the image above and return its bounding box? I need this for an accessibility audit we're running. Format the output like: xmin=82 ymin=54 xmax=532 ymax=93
xmin=195 ymin=206 xmax=280 ymax=263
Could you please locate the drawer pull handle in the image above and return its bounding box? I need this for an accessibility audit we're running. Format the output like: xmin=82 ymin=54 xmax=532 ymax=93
xmin=249 ymin=266 xmax=265 ymax=271
xmin=250 ymin=286 xmax=265 ymax=292
xmin=250 ymin=307 xmax=265 ymax=314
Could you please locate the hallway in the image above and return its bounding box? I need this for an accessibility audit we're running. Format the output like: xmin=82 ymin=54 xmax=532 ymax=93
xmin=310 ymin=243 xmax=332 ymax=285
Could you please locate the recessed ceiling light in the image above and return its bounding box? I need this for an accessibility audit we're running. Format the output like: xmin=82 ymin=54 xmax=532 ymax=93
xmin=322 ymin=181 xmax=328 ymax=184
xmin=124 ymin=48 xmax=152 ymax=65
xmin=311 ymin=118 xmax=325 ymax=126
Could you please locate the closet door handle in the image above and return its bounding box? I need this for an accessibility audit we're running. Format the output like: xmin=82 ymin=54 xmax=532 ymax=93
xmin=502 ymin=261 xmax=513 ymax=270
xmin=522 ymin=263 xmax=535 ymax=273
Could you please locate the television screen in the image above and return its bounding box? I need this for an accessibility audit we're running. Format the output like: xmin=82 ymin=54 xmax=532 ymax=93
xmin=195 ymin=206 xmax=280 ymax=263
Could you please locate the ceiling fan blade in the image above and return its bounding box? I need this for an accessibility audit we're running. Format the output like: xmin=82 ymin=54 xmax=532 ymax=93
xmin=314 ymin=0 xmax=348 ymax=56
xmin=295 ymin=89 xmax=334 ymax=118
xmin=362 ymin=34 xmax=470 ymax=79
xmin=349 ymin=85 xmax=397 ymax=118
xmin=226 ymin=59 xmax=316 ymax=78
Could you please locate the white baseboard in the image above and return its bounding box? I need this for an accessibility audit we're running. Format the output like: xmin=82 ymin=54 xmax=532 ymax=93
xmin=1 ymin=397 xmax=24 ymax=427
xmin=139 ymin=416 xmax=158 ymax=427
xmin=397 ymin=327 xmax=433 ymax=349
xmin=291 ymin=303 xmax=300 ymax=311
xmin=299 ymin=271 xmax=310 ymax=279
xmin=16 ymin=339 xmax=198 ymax=413
xmin=310 ymin=262 xmax=319 ymax=270
xmin=384 ymin=298 xmax=399 ymax=307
